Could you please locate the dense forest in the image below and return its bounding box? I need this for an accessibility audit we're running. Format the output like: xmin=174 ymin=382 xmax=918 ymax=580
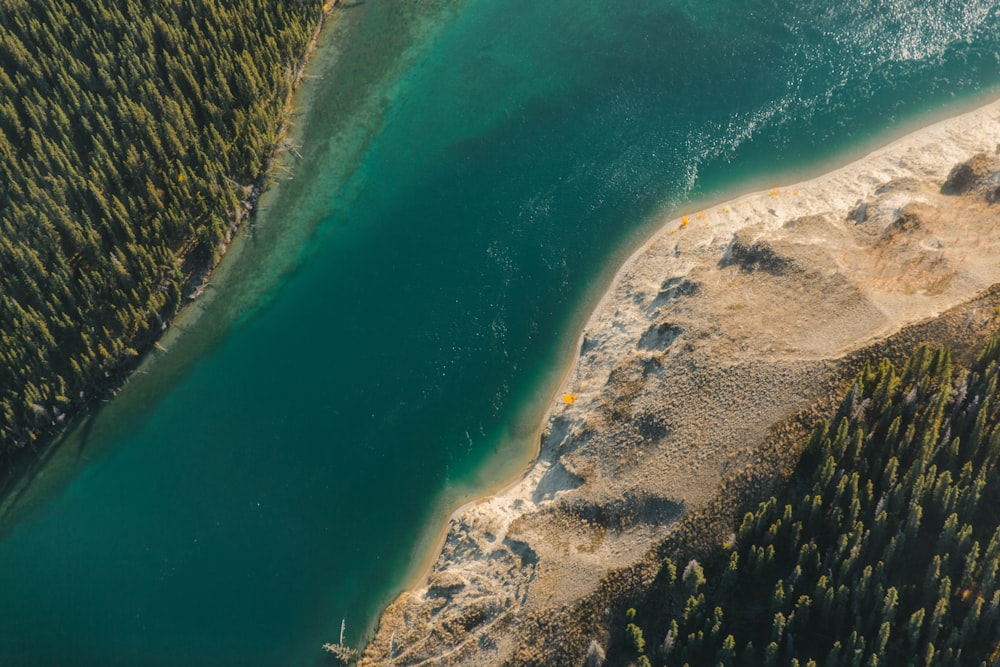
xmin=613 ymin=337 xmax=1000 ymax=666
xmin=0 ymin=0 xmax=324 ymax=450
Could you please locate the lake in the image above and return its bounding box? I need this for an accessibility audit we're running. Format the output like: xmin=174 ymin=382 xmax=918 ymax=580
xmin=1 ymin=1 xmax=998 ymax=664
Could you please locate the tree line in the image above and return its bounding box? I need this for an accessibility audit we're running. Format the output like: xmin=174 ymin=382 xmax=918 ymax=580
xmin=615 ymin=336 xmax=1000 ymax=666
xmin=0 ymin=0 xmax=323 ymax=451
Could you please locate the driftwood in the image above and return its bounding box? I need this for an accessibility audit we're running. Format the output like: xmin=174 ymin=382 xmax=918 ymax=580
xmin=323 ymin=619 xmax=359 ymax=664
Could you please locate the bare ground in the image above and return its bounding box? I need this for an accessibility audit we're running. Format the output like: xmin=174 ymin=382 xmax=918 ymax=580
xmin=360 ymin=101 xmax=1000 ymax=666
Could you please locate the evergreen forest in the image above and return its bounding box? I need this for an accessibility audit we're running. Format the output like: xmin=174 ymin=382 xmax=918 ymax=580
xmin=0 ymin=0 xmax=323 ymax=451
xmin=615 ymin=337 xmax=1000 ymax=666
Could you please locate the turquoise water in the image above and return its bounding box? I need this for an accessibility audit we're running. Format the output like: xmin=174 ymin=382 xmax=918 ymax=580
xmin=2 ymin=1 xmax=1000 ymax=665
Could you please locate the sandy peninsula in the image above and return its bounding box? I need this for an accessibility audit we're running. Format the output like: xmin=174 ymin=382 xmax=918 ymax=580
xmin=360 ymin=98 xmax=1000 ymax=665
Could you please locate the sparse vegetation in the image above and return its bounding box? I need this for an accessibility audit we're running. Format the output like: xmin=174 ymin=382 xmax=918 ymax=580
xmin=615 ymin=336 xmax=1000 ymax=666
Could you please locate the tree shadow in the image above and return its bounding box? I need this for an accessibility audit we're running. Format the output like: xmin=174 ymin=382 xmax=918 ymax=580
xmin=0 ymin=406 xmax=102 ymax=533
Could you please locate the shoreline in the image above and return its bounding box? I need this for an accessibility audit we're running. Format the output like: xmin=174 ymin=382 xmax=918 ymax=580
xmin=0 ymin=6 xmax=345 ymax=532
xmin=392 ymin=343 xmax=580 ymax=595
xmin=389 ymin=91 xmax=1000 ymax=596
xmin=362 ymin=95 xmax=1000 ymax=664
xmin=167 ymin=5 xmax=341 ymax=324
xmin=589 ymin=93 xmax=1000 ymax=353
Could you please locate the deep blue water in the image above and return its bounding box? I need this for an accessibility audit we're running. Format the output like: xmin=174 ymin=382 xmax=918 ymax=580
xmin=1 ymin=1 xmax=999 ymax=665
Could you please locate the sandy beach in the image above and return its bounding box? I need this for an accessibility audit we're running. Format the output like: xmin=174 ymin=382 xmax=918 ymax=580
xmin=362 ymin=97 xmax=1000 ymax=665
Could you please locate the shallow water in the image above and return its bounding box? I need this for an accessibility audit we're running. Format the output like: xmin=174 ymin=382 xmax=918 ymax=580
xmin=1 ymin=1 xmax=999 ymax=665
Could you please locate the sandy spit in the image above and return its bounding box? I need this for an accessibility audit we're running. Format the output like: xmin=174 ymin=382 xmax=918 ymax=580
xmin=361 ymin=98 xmax=1000 ymax=665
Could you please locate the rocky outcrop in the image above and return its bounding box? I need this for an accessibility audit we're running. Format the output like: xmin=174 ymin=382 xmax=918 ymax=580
xmin=361 ymin=105 xmax=1000 ymax=665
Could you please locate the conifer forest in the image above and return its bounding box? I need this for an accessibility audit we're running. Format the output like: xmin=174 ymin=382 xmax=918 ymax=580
xmin=0 ymin=0 xmax=323 ymax=451
xmin=616 ymin=338 xmax=1000 ymax=666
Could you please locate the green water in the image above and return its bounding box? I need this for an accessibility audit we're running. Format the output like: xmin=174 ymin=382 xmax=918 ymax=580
xmin=2 ymin=1 xmax=1000 ymax=665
